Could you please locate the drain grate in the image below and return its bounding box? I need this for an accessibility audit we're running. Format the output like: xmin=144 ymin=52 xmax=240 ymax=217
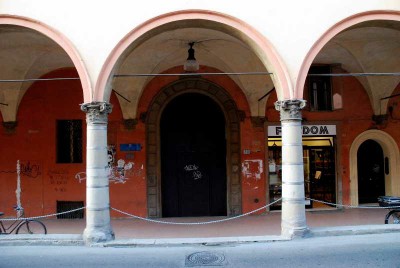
xmin=185 ymin=251 xmax=226 ymax=267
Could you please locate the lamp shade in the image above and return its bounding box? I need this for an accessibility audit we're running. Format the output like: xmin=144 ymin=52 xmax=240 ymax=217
xmin=184 ymin=42 xmax=199 ymax=72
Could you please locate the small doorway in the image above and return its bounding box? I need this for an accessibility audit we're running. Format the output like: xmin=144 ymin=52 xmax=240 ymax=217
xmin=357 ymin=139 xmax=385 ymax=204
xmin=160 ymin=93 xmax=227 ymax=217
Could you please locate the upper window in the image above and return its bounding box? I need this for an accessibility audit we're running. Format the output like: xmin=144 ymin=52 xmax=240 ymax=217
xmin=308 ymin=66 xmax=332 ymax=111
xmin=56 ymin=120 xmax=83 ymax=163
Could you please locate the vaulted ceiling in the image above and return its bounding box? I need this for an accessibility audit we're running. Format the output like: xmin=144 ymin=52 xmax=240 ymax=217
xmin=0 ymin=20 xmax=399 ymax=122
xmin=0 ymin=25 xmax=74 ymax=121
xmin=314 ymin=20 xmax=400 ymax=114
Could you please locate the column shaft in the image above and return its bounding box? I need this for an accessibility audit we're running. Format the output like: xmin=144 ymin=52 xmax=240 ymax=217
xmin=81 ymin=102 xmax=114 ymax=244
xmin=275 ymin=99 xmax=308 ymax=238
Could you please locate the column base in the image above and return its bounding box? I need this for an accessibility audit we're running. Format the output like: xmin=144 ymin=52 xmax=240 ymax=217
xmin=83 ymin=226 xmax=115 ymax=244
xmin=281 ymin=225 xmax=310 ymax=239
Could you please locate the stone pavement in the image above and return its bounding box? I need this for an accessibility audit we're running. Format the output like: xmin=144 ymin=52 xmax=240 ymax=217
xmin=1 ymin=207 xmax=400 ymax=246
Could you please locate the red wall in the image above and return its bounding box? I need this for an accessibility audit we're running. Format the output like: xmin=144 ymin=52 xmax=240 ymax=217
xmin=2 ymin=66 xmax=397 ymax=218
xmin=0 ymin=69 xmax=86 ymax=216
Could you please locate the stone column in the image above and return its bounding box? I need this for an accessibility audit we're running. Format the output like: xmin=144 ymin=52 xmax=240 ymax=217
xmin=275 ymin=99 xmax=308 ymax=238
xmin=81 ymin=102 xmax=115 ymax=243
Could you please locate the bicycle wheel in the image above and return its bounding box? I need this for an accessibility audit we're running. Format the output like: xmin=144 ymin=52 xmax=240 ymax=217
xmin=385 ymin=210 xmax=400 ymax=224
xmin=16 ymin=220 xmax=47 ymax=234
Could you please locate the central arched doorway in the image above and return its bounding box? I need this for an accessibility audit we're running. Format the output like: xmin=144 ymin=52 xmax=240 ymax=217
xmin=146 ymin=78 xmax=242 ymax=218
xmin=357 ymin=139 xmax=385 ymax=204
xmin=161 ymin=93 xmax=227 ymax=217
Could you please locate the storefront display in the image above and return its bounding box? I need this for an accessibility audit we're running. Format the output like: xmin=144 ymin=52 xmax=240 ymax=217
xmin=267 ymin=125 xmax=337 ymax=210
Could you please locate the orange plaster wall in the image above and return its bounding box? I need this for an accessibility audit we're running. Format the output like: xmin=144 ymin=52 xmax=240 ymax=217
xmin=0 ymin=68 xmax=147 ymax=218
xmin=266 ymin=72 xmax=400 ymax=205
xmin=0 ymin=68 xmax=86 ymax=217
xmin=0 ymin=65 xmax=270 ymax=219
xmin=108 ymin=92 xmax=148 ymax=218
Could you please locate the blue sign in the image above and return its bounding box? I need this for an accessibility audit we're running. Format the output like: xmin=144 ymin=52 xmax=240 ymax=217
xmin=120 ymin=143 xmax=142 ymax=152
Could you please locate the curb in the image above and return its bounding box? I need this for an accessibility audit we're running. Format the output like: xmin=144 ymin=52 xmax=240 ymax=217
xmin=0 ymin=234 xmax=83 ymax=246
xmin=309 ymin=224 xmax=400 ymax=237
xmin=1 ymin=225 xmax=400 ymax=247
xmin=100 ymin=235 xmax=287 ymax=247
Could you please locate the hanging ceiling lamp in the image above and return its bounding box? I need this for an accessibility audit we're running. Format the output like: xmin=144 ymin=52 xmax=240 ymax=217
xmin=183 ymin=42 xmax=199 ymax=72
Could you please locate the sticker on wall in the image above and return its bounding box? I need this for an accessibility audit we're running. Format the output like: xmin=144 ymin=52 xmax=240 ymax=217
xmin=242 ymin=160 xmax=263 ymax=181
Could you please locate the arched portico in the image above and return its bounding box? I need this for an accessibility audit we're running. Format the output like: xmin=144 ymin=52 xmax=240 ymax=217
xmin=350 ymin=130 xmax=400 ymax=206
xmin=0 ymin=15 xmax=92 ymax=103
xmin=94 ymin=9 xmax=292 ymax=106
xmin=296 ymin=10 xmax=400 ymax=101
xmin=91 ymin=9 xmax=305 ymax=241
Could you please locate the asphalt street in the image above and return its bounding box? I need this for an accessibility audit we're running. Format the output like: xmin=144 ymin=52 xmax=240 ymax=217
xmin=1 ymin=233 xmax=400 ymax=268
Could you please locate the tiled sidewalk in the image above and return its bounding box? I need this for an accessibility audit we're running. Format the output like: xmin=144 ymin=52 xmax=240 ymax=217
xmin=39 ymin=208 xmax=390 ymax=239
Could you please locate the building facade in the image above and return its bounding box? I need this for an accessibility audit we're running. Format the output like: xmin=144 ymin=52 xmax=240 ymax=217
xmin=0 ymin=1 xmax=399 ymax=243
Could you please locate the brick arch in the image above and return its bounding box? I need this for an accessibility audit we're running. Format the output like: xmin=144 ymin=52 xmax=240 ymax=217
xmin=146 ymin=78 xmax=242 ymax=217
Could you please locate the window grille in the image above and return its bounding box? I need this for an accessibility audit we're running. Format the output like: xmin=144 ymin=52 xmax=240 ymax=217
xmin=56 ymin=201 xmax=84 ymax=219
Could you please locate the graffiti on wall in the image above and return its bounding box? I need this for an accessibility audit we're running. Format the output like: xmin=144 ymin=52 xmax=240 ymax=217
xmin=20 ymin=161 xmax=41 ymax=178
xmin=48 ymin=169 xmax=68 ymax=192
xmin=0 ymin=160 xmax=42 ymax=178
xmin=75 ymin=159 xmax=136 ymax=184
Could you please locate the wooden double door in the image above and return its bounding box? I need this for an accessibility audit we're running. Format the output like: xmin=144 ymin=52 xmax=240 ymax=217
xmin=161 ymin=93 xmax=227 ymax=217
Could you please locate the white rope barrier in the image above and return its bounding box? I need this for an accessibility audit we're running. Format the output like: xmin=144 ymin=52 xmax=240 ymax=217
xmin=0 ymin=207 xmax=86 ymax=221
xmin=111 ymin=197 xmax=400 ymax=226
xmin=306 ymin=198 xmax=400 ymax=209
xmin=2 ymin=198 xmax=399 ymax=224
xmin=111 ymin=198 xmax=283 ymax=225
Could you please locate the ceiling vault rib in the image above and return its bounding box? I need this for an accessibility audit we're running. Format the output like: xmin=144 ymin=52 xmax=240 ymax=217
xmin=114 ymin=71 xmax=273 ymax=77
xmin=0 ymin=77 xmax=80 ymax=83
xmin=308 ymin=72 xmax=400 ymax=77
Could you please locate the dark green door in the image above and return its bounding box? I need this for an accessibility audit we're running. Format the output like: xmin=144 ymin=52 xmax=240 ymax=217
xmin=161 ymin=93 xmax=227 ymax=217
xmin=357 ymin=139 xmax=385 ymax=204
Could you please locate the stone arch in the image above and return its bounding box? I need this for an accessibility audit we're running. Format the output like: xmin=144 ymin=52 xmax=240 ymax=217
xmin=95 ymin=9 xmax=292 ymax=105
xmin=146 ymin=78 xmax=242 ymax=217
xmin=296 ymin=10 xmax=400 ymax=99
xmin=0 ymin=15 xmax=92 ymax=102
xmin=349 ymin=130 xmax=400 ymax=206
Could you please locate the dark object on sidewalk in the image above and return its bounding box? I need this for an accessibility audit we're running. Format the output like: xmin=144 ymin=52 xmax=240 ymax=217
xmin=378 ymin=196 xmax=400 ymax=224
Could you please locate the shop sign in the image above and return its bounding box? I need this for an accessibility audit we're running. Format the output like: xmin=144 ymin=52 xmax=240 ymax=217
xmin=268 ymin=125 xmax=336 ymax=137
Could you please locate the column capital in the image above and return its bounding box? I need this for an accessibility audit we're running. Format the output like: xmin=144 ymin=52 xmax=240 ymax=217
xmin=81 ymin=102 xmax=113 ymax=125
xmin=274 ymin=99 xmax=306 ymax=121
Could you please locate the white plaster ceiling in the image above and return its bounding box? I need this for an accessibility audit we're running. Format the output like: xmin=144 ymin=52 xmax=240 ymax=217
xmin=0 ymin=20 xmax=399 ymax=122
xmin=314 ymin=21 xmax=400 ymax=115
xmin=0 ymin=25 xmax=74 ymax=122
xmin=112 ymin=27 xmax=273 ymax=119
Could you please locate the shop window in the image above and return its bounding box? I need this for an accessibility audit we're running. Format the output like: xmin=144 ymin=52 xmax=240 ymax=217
xmin=268 ymin=136 xmax=336 ymax=210
xmin=308 ymin=66 xmax=332 ymax=111
xmin=56 ymin=120 xmax=82 ymax=163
